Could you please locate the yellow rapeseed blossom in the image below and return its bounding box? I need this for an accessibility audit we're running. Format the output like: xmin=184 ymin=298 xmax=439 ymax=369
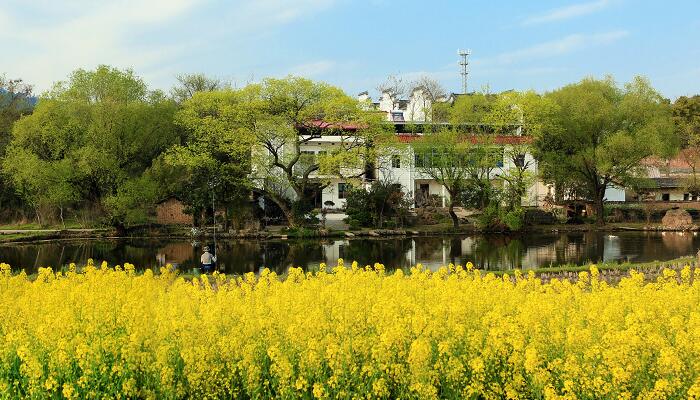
xmin=0 ymin=261 xmax=699 ymax=398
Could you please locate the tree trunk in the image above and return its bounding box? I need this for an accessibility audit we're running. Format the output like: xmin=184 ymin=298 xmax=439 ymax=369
xmin=594 ymin=187 xmax=606 ymax=225
xmin=448 ymin=199 xmax=459 ymax=228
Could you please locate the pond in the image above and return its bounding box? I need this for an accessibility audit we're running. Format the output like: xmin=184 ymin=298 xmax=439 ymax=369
xmin=1 ymin=231 xmax=699 ymax=275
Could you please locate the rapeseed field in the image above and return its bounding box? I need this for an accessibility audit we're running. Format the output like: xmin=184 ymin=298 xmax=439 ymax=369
xmin=1 ymin=260 xmax=700 ymax=399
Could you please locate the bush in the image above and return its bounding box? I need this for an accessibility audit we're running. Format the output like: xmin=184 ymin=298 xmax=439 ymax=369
xmin=344 ymin=181 xmax=410 ymax=228
xmin=502 ymin=207 xmax=525 ymax=231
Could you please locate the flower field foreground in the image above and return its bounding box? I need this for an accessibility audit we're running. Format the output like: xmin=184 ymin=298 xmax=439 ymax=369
xmin=2 ymin=261 xmax=700 ymax=399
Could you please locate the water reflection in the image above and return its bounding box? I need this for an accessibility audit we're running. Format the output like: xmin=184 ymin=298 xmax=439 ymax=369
xmin=1 ymin=231 xmax=698 ymax=274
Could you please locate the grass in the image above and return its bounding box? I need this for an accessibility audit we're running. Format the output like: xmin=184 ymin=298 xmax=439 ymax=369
xmin=0 ymin=220 xmax=90 ymax=230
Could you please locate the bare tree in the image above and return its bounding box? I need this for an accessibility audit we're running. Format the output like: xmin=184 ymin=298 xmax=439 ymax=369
xmin=376 ymin=74 xmax=406 ymax=110
xmin=171 ymin=73 xmax=226 ymax=103
xmin=407 ymin=75 xmax=446 ymax=122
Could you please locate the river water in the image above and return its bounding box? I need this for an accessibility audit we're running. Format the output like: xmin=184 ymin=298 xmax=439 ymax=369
xmin=1 ymin=231 xmax=698 ymax=274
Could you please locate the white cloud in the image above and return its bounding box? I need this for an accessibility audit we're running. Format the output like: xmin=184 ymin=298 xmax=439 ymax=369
xmin=477 ymin=30 xmax=629 ymax=66
xmin=288 ymin=60 xmax=336 ymax=77
xmin=0 ymin=0 xmax=339 ymax=92
xmin=522 ymin=0 xmax=611 ymax=26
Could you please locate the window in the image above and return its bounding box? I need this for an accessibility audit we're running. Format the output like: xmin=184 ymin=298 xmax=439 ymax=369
xmin=338 ymin=183 xmax=349 ymax=199
xmin=514 ymin=154 xmax=526 ymax=168
xmin=662 ymin=193 xmax=670 ymax=201
xmin=391 ymin=155 xmax=401 ymax=168
xmin=684 ymin=193 xmax=690 ymax=201
xmin=415 ymin=154 xmax=424 ymax=168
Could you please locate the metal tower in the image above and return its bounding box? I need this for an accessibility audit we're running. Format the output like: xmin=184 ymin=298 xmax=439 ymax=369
xmin=458 ymin=49 xmax=471 ymax=94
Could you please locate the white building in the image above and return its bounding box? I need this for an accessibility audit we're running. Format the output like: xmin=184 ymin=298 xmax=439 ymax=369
xmin=254 ymin=91 xmax=552 ymax=214
xmin=290 ymin=122 xmax=551 ymax=210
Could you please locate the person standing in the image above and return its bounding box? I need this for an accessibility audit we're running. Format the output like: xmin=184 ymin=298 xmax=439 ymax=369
xmin=200 ymin=246 xmax=217 ymax=272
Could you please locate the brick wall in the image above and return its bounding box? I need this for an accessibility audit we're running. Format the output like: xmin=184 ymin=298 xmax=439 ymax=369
xmin=156 ymin=198 xmax=192 ymax=225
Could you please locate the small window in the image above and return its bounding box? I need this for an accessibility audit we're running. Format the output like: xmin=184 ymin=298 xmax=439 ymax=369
xmin=684 ymin=193 xmax=690 ymax=201
xmin=391 ymin=155 xmax=401 ymax=168
xmin=662 ymin=193 xmax=670 ymax=201
xmin=514 ymin=154 xmax=526 ymax=168
xmin=338 ymin=183 xmax=348 ymax=199
xmin=415 ymin=154 xmax=424 ymax=168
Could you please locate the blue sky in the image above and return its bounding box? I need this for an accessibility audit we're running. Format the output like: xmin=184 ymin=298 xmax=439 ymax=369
xmin=2 ymin=0 xmax=699 ymax=99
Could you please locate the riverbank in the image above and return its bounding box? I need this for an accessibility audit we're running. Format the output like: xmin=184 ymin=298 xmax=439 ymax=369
xmin=0 ymin=221 xmax=697 ymax=244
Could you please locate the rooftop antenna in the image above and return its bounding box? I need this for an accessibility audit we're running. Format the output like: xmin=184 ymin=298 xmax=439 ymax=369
xmin=458 ymin=49 xmax=471 ymax=94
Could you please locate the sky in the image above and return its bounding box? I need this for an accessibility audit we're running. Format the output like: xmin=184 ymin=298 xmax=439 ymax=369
xmin=2 ymin=0 xmax=700 ymax=99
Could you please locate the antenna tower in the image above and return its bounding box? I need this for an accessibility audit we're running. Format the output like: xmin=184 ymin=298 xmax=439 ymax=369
xmin=457 ymin=49 xmax=471 ymax=94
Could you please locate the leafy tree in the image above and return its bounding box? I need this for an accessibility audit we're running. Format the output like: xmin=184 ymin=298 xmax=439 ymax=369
xmin=0 ymin=75 xmax=34 ymax=155
xmin=3 ymin=65 xmax=179 ymax=226
xmin=498 ymin=145 xmax=535 ymax=211
xmin=240 ymin=77 xmax=393 ymax=227
xmin=485 ymin=90 xmax=558 ymax=210
xmin=673 ymin=95 xmax=700 ymax=146
xmin=673 ymin=96 xmax=700 ymax=193
xmin=2 ymin=152 xmax=76 ymax=226
xmin=167 ymin=90 xmax=254 ymax=228
xmin=0 ymin=75 xmax=35 ymax=219
xmin=534 ymin=76 xmax=676 ymax=224
xmin=412 ymin=129 xmax=470 ymax=227
xmin=344 ymin=179 xmax=410 ymax=228
xmin=449 ymin=92 xmax=497 ymax=129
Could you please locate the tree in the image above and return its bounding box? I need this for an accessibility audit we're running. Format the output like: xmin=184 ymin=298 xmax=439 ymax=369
xmin=448 ymin=91 xmax=497 ymax=130
xmin=0 ymin=75 xmax=35 ymax=219
xmin=167 ymin=90 xmax=254 ymax=228
xmin=534 ymin=76 xmax=676 ymax=224
xmin=0 ymin=75 xmax=34 ymax=155
xmin=3 ymin=65 xmax=179 ymax=226
xmin=376 ymin=74 xmax=407 ymax=110
xmin=673 ymin=95 xmax=700 ymax=146
xmin=498 ymin=145 xmax=535 ymax=211
xmin=171 ymin=73 xmax=226 ymax=103
xmin=242 ymin=77 xmax=393 ymax=227
xmin=344 ymin=179 xmax=409 ymax=228
xmin=407 ymin=75 xmax=446 ymax=122
xmin=2 ymin=152 xmax=76 ymax=226
xmin=673 ymin=96 xmax=700 ymax=193
xmin=412 ymin=128 xmax=473 ymax=227
xmin=485 ymin=90 xmax=558 ymax=210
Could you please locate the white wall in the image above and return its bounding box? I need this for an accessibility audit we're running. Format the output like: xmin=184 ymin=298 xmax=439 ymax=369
xmin=604 ymin=186 xmax=626 ymax=202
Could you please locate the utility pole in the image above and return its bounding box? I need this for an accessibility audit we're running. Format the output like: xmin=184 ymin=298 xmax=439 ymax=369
xmin=458 ymin=49 xmax=471 ymax=94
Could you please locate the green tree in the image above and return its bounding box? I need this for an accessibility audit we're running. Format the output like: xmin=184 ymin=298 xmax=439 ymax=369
xmin=3 ymin=65 xmax=179 ymax=226
xmin=0 ymin=75 xmax=34 ymax=155
xmin=673 ymin=95 xmax=700 ymax=146
xmin=167 ymin=89 xmax=254 ymax=228
xmin=0 ymin=75 xmax=35 ymax=219
xmin=673 ymin=96 xmax=700 ymax=193
xmin=413 ymin=129 xmax=468 ymax=227
xmin=449 ymin=92 xmax=496 ymax=129
xmin=534 ymin=76 xmax=676 ymax=224
xmin=485 ymin=90 xmax=558 ymax=211
xmin=242 ymin=77 xmax=393 ymax=227
xmin=2 ymin=152 xmax=76 ymax=226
